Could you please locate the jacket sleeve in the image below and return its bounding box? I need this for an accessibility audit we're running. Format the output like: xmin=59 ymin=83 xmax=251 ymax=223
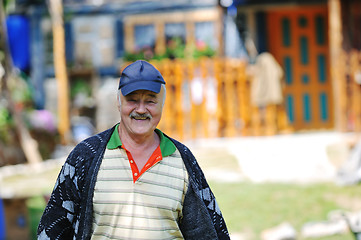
xmin=37 ymin=150 xmax=82 ymax=240
xmin=179 ymin=181 xmax=221 ymax=239
xmin=170 ymin=137 xmax=231 ymax=240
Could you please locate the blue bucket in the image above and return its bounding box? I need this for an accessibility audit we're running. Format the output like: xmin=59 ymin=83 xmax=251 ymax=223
xmin=0 ymin=198 xmax=6 ymax=240
xmin=6 ymin=15 xmax=30 ymax=71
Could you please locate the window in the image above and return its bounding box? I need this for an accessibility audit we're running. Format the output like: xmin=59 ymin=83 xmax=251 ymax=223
xmin=124 ymin=9 xmax=221 ymax=59
xmin=134 ymin=24 xmax=155 ymax=50
xmin=165 ymin=23 xmax=186 ymax=44
xmin=195 ymin=21 xmax=217 ymax=49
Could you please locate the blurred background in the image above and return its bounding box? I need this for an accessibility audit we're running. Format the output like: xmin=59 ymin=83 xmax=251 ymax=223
xmin=0 ymin=0 xmax=361 ymax=239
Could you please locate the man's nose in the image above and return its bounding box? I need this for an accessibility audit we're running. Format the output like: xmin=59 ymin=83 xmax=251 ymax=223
xmin=135 ymin=101 xmax=147 ymax=113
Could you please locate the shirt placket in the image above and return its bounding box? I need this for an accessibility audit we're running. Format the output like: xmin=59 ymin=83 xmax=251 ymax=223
xmin=122 ymin=146 xmax=162 ymax=182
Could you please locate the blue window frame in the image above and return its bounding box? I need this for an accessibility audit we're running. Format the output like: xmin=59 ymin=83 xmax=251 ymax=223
xmin=302 ymin=74 xmax=310 ymax=84
xmin=303 ymin=94 xmax=311 ymax=122
xmin=315 ymin=15 xmax=325 ymax=45
xmin=300 ymin=36 xmax=309 ymax=65
xmin=65 ymin=22 xmax=74 ymax=64
xmin=319 ymin=92 xmax=329 ymax=122
xmin=282 ymin=17 xmax=291 ymax=47
xmin=317 ymin=54 xmax=326 ymax=83
xmin=115 ymin=19 xmax=124 ymax=58
xmin=286 ymin=95 xmax=294 ymax=123
xmin=299 ymin=16 xmax=308 ymax=28
xmin=284 ymin=56 xmax=293 ymax=85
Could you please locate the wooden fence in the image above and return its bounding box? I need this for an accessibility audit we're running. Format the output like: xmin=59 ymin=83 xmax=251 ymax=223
xmin=147 ymin=58 xmax=291 ymax=140
xmin=121 ymin=54 xmax=361 ymax=140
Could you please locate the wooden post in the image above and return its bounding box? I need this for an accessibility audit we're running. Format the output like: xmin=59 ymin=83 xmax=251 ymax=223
xmin=215 ymin=58 xmax=226 ymax=137
xmin=224 ymin=60 xmax=237 ymax=137
xmin=189 ymin=61 xmax=197 ymax=139
xmin=350 ymin=51 xmax=361 ymax=132
xmin=0 ymin=0 xmax=42 ymax=164
xmin=48 ymin=0 xmax=71 ymax=143
xmin=174 ymin=60 xmax=184 ymax=140
xmin=328 ymin=0 xmax=346 ymax=131
xmin=162 ymin=60 xmax=174 ymax=137
xmin=265 ymin=105 xmax=277 ymax=135
xmin=200 ymin=58 xmax=209 ymax=138
xmin=155 ymin=21 xmax=165 ymax=56
xmin=238 ymin=63 xmax=249 ymax=135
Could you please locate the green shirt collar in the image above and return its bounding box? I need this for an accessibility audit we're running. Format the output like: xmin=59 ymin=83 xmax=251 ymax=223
xmin=107 ymin=124 xmax=176 ymax=157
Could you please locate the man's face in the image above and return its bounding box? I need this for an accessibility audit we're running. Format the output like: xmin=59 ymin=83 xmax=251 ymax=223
xmin=118 ymin=87 xmax=164 ymax=139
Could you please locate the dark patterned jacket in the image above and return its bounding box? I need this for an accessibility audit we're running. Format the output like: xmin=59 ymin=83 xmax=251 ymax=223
xmin=37 ymin=125 xmax=230 ymax=240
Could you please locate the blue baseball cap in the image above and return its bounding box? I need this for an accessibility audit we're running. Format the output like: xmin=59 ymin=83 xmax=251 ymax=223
xmin=118 ymin=60 xmax=166 ymax=96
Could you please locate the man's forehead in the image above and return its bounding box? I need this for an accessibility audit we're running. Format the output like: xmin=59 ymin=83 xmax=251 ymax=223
xmin=125 ymin=90 xmax=158 ymax=97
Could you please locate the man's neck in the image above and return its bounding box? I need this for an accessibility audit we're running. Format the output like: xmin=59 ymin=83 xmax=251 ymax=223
xmin=117 ymin=124 xmax=160 ymax=171
xmin=117 ymin=124 xmax=159 ymax=151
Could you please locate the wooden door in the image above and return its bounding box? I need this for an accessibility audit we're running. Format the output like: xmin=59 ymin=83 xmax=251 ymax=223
xmin=267 ymin=6 xmax=334 ymax=130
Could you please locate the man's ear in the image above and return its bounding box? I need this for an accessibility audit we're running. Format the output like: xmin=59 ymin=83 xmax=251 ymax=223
xmin=117 ymin=94 xmax=121 ymax=112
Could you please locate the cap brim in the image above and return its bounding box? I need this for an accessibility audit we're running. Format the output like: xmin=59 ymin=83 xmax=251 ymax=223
xmin=120 ymin=80 xmax=162 ymax=96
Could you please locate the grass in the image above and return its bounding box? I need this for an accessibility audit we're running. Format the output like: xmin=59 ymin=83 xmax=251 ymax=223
xmin=209 ymin=181 xmax=360 ymax=240
xmin=2 ymin=143 xmax=359 ymax=240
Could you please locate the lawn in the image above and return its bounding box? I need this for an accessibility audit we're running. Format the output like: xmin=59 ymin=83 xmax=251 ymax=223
xmin=209 ymin=181 xmax=360 ymax=240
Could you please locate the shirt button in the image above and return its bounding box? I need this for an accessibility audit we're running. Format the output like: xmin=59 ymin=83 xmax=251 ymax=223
xmin=134 ymin=173 xmax=138 ymax=177
xmin=130 ymin=160 xmax=134 ymax=164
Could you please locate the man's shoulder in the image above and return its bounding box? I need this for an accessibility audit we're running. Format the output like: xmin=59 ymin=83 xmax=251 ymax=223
xmin=164 ymin=135 xmax=198 ymax=166
xmin=83 ymin=127 xmax=115 ymax=144
xmin=164 ymin=135 xmax=188 ymax=153
xmin=69 ymin=127 xmax=115 ymax=159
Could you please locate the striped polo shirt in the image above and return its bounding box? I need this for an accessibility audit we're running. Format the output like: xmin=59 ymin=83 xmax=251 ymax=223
xmin=91 ymin=126 xmax=188 ymax=240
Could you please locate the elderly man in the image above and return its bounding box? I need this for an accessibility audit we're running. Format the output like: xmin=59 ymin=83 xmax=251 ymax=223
xmin=37 ymin=60 xmax=230 ymax=240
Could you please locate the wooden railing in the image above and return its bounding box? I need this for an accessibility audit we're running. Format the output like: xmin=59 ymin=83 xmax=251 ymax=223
xmin=121 ymin=54 xmax=361 ymax=140
xmin=146 ymin=58 xmax=292 ymax=140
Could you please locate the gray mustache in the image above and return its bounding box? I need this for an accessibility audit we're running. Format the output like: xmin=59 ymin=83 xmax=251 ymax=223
xmin=129 ymin=112 xmax=152 ymax=120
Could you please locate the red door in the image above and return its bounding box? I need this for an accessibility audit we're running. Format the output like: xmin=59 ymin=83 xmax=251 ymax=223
xmin=267 ymin=6 xmax=334 ymax=130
